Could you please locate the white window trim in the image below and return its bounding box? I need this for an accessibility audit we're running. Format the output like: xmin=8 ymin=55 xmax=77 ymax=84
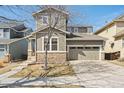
xmin=41 ymin=15 xmax=49 ymax=25
xmin=74 ymin=27 xmax=78 ymax=32
xmin=42 ymin=36 xmax=59 ymax=51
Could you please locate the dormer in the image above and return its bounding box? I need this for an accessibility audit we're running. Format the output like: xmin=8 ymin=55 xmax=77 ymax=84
xmin=33 ymin=7 xmax=69 ymax=31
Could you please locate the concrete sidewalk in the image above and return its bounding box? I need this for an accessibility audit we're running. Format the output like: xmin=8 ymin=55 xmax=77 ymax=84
xmin=0 ymin=60 xmax=34 ymax=82
xmin=69 ymin=60 xmax=124 ymax=88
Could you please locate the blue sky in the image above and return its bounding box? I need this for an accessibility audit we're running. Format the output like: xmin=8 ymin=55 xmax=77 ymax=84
xmin=0 ymin=5 xmax=124 ymax=32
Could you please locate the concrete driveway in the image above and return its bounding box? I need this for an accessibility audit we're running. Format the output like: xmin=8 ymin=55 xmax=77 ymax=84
xmin=69 ymin=60 xmax=124 ymax=88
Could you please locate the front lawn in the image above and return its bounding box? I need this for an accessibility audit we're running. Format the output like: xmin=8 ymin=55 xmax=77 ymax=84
xmin=10 ymin=63 xmax=75 ymax=78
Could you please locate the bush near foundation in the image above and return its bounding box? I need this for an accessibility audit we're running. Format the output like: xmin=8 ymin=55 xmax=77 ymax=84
xmin=0 ymin=60 xmax=5 ymax=68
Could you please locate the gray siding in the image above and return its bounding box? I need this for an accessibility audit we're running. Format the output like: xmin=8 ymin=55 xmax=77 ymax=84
xmin=36 ymin=29 xmax=66 ymax=51
xmin=9 ymin=38 xmax=28 ymax=60
xmin=35 ymin=10 xmax=67 ymax=31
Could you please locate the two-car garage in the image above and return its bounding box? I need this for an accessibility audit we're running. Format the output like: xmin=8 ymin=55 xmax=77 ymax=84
xmin=66 ymin=33 xmax=106 ymax=61
xmin=68 ymin=46 xmax=101 ymax=60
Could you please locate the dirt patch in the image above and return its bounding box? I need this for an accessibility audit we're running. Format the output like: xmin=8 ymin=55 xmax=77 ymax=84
xmin=10 ymin=63 xmax=75 ymax=78
xmin=0 ymin=62 xmax=21 ymax=75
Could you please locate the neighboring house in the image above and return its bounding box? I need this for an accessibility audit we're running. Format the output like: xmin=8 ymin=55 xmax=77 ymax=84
xmin=94 ymin=14 xmax=124 ymax=60
xmin=27 ymin=7 xmax=107 ymax=63
xmin=0 ymin=20 xmax=32 ymax=61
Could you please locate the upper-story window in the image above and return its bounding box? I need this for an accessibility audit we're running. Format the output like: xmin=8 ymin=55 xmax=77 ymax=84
xmin=41 ymin=16 xmax=48 ymax=24
xmin=74 ymin=27 xmax=78 ymax=32
xmin=67 ymin=27 xmax=74 ymax=32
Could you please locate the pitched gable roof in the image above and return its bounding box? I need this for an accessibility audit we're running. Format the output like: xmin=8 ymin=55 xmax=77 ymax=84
xmin=25 ymin=26 xmax=70 ymax=38
xmin=0 ymin=21 xmax=24 ymax=28
xmin=94 ymin=14 xmax=124 ymax=35
xmin=32 ymin=7 xmax=69 ymax=17
xmin=67 ymin=33 xmax=107 ymax=41
xmin=113 ymin=30 xmax=124 ymax=38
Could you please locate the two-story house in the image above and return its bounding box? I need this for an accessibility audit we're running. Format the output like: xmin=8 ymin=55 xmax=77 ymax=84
xmin=94 ymin=14 xmax=124 ymax=60
xmin=27 ymin=7 xmax=107 ymax=63
xmin=0 ymin=20 xmax=32 ymax=62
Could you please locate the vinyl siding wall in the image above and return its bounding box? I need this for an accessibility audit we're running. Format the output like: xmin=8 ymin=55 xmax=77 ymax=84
xmin=36 ymin=29 xmax=66 ymax=52
xmin=9 ymin=38 xmax=28 ymax=60
xmin=96 ymin=24 xmax=117 ymax=53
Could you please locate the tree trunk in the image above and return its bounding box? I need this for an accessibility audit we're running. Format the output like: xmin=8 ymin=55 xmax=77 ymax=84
xmin=44 ymin=44 xmax=48 ymax=70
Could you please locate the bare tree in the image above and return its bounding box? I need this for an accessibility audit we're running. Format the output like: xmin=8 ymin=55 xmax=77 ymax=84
xmin=40 ymin=5 xmax=69 ymax=70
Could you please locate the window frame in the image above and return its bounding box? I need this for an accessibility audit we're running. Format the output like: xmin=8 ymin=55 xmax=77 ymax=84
xmin=41 ymin=15 xmax=49 ymax=25
xmin=42 ymin=36 xmax=59 ymax=51
xmin=51 ymin=38 xmax=58 ymax=51
xmin=74 ymin=27 xmax=79 ymax=33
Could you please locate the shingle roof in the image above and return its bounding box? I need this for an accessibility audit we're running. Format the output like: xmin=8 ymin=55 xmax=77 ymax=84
xmin=114 ymin=30 xmax=124 ymax=38
xmin=0 ymin=38 xmax=24 ymax=44
xmin=0 ymin=22 xmax=23 ymax=28
xmin=94 ymin=14 xmax=124 ymax=35
xmin=67 ymin=24 xmax=92 ymax=28
xmin=32 ymin=7 xmax=69 ymax=16
xmin=67 ymin=33 xmax=107 ymax=41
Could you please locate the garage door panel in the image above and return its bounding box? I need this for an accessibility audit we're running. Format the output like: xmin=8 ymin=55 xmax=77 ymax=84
xmin=69 ymin=47 xmax=100 ymax=60
xmin=69 ymin=48 xmax=78 ymax=60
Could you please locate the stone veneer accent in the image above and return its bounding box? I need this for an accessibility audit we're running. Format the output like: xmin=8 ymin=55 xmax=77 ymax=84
xmin=36 ymin=52 xmax=66 ymax=63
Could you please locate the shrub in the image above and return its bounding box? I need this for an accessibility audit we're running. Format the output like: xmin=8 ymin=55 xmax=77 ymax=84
xmin=0 ymin=60 xmax=5 ymax=68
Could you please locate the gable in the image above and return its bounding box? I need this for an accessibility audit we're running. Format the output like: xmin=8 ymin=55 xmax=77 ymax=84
xmin=36 ymin=27 xmax=67 ymax=36
xmin=33 ymin=7 xmax=68 ymax=17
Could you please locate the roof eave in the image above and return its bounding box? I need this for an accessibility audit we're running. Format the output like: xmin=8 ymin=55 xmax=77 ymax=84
xmin=32 ymin=7 xmax=69 ymax=17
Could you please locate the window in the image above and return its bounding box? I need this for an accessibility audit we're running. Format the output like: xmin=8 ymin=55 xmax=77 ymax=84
xmin=43 ymin=37 xmax=58 ymax=51
xmin=41 ymin=16 xmax=48 ymax=24
xmin=122 ymin=38 xmax=124 ymax=48
xmin=78 ymin=47 xmax=84 ymax=49
xmin=52 ymin=38 xmax=58 ymax=51
xmin=0 ymin=45 xmax=5 ymax=48
xmin=4 ymin=29 xmax=10 ymax=39
xmin=74 ymin=27 xmax=78 ymax=32
xmin=92 ymin=47 xmax=99 ymax=49
xmin=54 ymin=16 xmax=59 ymax=24
xmin=70 ymin=47 xmax=76 ymax=49
xmin=85 ymin=47 xmax=91 ymax=49
xmin=0 ymin=49 xmax=4 ymax=51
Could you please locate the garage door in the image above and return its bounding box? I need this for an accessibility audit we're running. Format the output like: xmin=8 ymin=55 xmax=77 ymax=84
xmin=69 ymin=46 xmax=100 ymax=60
